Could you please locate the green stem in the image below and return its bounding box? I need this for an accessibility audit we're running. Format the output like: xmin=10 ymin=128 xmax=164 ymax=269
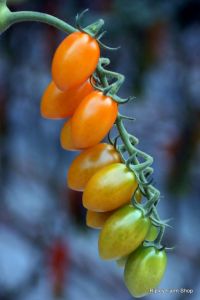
xmin=154 ymin=225 xmax=165 ymax=249
xmin=9 ymin=11 xmax=76 ymax=33
xmin=97 ymin=65 xmax=163 ymax=220
xmin=115 ymin=115 xmax=134 ymax=154
xmin=0 ymin=3 xmax=77 ymax=34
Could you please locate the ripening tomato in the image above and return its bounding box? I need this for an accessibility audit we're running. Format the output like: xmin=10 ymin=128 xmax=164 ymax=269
xmin=60 ymin=119 xmax=80 ymax=151
xmin=98 ymin=205 xmax=150 ymax=259
xmin=145 ymin=224 xmax=158 ymax=242
xmin=124 ymin=246 xmax=167 ymax=298
xmin=67 ymin=143 xmax=121 ymax=191
xmin=115 ymin=190 xmax=142 ymax=267
xmin=83 ymin=163 xmax=138 ymax=212
xmin=86 ymin=210 xmax=113 ymax=229
xmin=40 ymin=80 xmax=93 ymax=119
xmin=52 ymin=32 xmax=100 ymax=91
xmin=71 ymin=91 xmax=118 ymax=149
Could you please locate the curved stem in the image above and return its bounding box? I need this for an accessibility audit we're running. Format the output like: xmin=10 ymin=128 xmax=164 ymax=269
xmin=155 ymin=225 xmax=165 ymax=248
xmin=8 ymin=11 xmax=77 ymax=33
xmin=115 ymin=115 xmax=134 ymax=154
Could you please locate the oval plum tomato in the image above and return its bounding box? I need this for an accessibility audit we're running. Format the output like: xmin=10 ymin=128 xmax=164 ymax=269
xmin=124 ymin=246 xmax=167 ymax=298
xmin=67 ymin=143 xmax=121 ymax=191
xmin=145 ymin=224 xmax=158 ymax=242
xmin=60 ymin=119 xmax=80 ymax=151
xmin=86 ymin=210 xmax=113 ymax=229
xmin=98 ymin=205 xmax=150 ymax=259
xmin=71 ymin=91 xmax=118 ymax=149
xmin=83 ymin=163 xmax=138 ymax=212
xmin=52 ymin=32 xmax=100 ymax=91
xmin=40 ymin=80 xmax=93 ymax=119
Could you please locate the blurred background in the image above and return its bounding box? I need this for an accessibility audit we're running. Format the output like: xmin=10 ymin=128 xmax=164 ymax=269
xmin=0 ymin=0 xmax=200 ymax=299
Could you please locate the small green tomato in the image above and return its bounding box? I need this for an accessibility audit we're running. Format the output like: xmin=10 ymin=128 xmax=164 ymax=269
xmin=124 ymin=245 xmax=167 ymax=298
xmin=98 ymin=205 xmax=150 ymax=260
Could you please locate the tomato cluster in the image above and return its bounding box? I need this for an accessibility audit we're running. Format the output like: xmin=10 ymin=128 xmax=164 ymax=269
xmin=41 ymin=31 xmax=167 ymax=298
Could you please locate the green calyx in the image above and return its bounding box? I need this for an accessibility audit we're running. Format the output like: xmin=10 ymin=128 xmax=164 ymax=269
xmin=75 ymin=9 xmax=120 ymax=50
xmin=75 ymin=9 xmax=104 ymax=38
xmin=84 ymin=19 xmax=104 ymax=38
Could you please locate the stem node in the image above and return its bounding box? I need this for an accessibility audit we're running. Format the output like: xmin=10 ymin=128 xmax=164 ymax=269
xmin=0 ymin=1 xmax=11 ymax=34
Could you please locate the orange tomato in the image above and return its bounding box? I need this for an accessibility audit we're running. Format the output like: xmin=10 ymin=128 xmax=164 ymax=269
xmin=67 ymin=143 xmax=121 ymax=191
xmin=86 ymin=210 xmax=113 ymax=229
xmin=60 ymin=119 xmax=80 ymax=151
xmin=52 ymin=32 xmax=100 ymax=91
xmin=40 ymin=80 xmax=93 ymax=119
xmin=71 ymin=91 xmax=118 ymax=149
xmin=83 ymin=163 xmax=138 ymax=212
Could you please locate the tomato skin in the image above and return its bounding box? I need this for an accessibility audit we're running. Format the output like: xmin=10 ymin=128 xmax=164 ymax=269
xmin=145 ymin=224 xmax=158 ymax=242
xmin=86 ymin=210 xmax=113 ymax=229
xmin=124 ymin=246 xmax=167 ymax=298
xmin=41 ymin=80 xmax=93 ymax=119
xmin=60 ymin=119 xmax=80 ymax=151
xmin=71 ymin=91 xmax=118 ymax=149
xmin=98 ymin=205 xmax=150 ymax=259
xmin=83 ymin=163 xmax=138 ymax=212
xmin=52 ymin=32 xmax=100 ymax=91
xmin=67 ymin=143 xmax=121 ymax=191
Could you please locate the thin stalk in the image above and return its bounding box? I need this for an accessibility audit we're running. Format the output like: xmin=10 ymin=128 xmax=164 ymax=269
xmin=9 ymin=11 xmax=77 ymax=33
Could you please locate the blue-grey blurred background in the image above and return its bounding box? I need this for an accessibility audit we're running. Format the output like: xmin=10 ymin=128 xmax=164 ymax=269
xmin=0 ymin=0 xmax=200 ymax=299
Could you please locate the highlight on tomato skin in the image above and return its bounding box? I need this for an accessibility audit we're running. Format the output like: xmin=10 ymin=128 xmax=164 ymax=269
xmin=40 ymin=80 xmax=93 ymax=119
xmin=52 ymin=32 xmax=100 ymax=91
xmin=67 ymin=143 xmax=121 ymax=191
xmin=82 ymin=163 xmax=138 ymax=212
xmin=98 ymin=204 xmax=151 ymax=260
xmin=60 ymin=119 xmax=81 ymax=151
xmin=116 ymin=221 xmax=157 ymax=267
xmin=124 ymin=246 xmax=167 ymax=298
xmin=71 ymin=91 xmax=118 ymax=149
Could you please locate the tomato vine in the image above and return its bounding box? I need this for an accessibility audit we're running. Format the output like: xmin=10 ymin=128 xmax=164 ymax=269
xmin=0 ymin=1 xmax=173 ymax=296
xmin=0 ymin=0 xmax=171 ymax=250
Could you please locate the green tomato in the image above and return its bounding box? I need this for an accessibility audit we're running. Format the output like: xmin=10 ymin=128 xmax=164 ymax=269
xmin=124 ymin=246 xmax=167 ymax=298
xmin=145 ymin=224 xmax=158 ymax=242
xmin=98 ymin=205 xmax=150 ymax=260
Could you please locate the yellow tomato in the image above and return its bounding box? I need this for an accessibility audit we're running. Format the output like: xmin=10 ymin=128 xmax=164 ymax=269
xmin=83 ymin=163 xmax=138 ymax=212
